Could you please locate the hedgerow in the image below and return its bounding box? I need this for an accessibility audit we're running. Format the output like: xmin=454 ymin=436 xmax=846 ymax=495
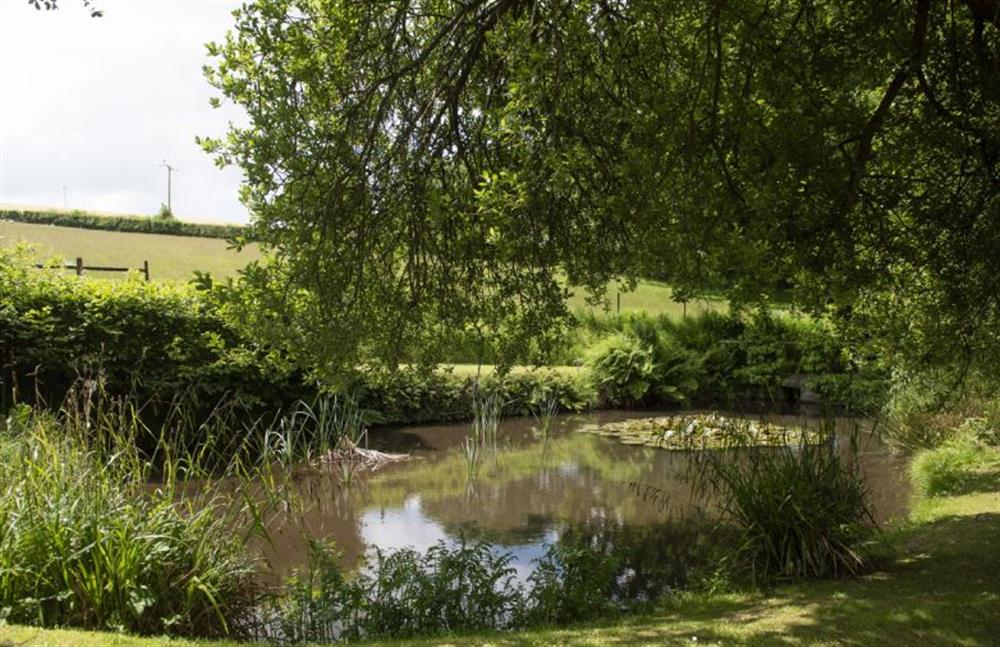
xmin=0 ymin=208 xmax=247 ymax=240
xmin=0 ymin=248 xmax=590 ymax=429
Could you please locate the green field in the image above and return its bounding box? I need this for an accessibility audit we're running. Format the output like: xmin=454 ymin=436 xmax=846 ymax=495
xmin=566 ymin=278 xmax=726 ymax=318
xmin=0 ymin=217 xmax=726 ymax=315
xmin=0 ymin=220 xmax=260 ymax=281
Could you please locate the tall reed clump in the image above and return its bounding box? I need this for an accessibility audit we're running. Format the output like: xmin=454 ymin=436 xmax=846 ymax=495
xmin=464 ymin=386 xmax=504 ymax=474
xmin=262 ymin=395 xmax=368 ymax=468
xmin=689 ymin=420 xmax=877 ymax=583
xmin=531 ymin=387 xmax=559 ymax=439
xmin=0 ymin=402 xmax=260 ymax=638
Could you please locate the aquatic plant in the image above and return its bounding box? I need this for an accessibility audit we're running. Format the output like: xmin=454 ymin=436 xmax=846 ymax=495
xmin=0 ymin=407 xmax=259 ymax=637
xmin=261 ymin=394 xmax=372 ymax=480
xmin=584 ymin=413 xmax=820 ymax=450
xmin=464 ymin=386 xmax=504 ymax=474
xmin=530 ymin=386 xmax=560 ymax=439
xmin=688 ymin=422 xmax=877 ymax=583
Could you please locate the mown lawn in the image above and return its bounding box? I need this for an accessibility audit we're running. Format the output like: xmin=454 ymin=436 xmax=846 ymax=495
xmin=0 ymin=220 xmax=260 ymax=281
xmin=3 ymin=459 xmax=996 ymax=647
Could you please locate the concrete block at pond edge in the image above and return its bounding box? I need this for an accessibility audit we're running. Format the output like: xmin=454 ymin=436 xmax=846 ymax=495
xmin=781 ymin=373 xmax=822 ymax=404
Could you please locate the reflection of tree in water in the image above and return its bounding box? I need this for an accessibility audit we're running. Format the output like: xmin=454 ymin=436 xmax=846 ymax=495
xmin=556 ymin=518 xmax=732 ymax=601
xmin=440 ymin=514 xmax=554 ymax=548
xmin=245 ymin=412 xmax=905 ymax=583
xmin=255 ymin=472 xmax=368 ymax=579
xmin=422 ymin=465 xmax=643 ymax=541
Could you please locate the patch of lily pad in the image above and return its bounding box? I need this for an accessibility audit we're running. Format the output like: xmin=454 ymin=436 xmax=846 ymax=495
xmin=581 ymin=413 xmax=822 ymax=450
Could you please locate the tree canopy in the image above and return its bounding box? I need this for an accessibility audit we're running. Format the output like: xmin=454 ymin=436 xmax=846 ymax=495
xmin=27 ymin=0 xmax=102 ymax=17
xmin=203 ymin=0 xmax=1000 ymax=379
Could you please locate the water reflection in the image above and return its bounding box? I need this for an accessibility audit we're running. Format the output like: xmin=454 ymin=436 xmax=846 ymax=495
xmin=254 ymin=410 xmax=910 ymax=580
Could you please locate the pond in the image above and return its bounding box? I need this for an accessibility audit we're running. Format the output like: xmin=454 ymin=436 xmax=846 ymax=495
xmin=250 ymin=410 xmax=910 ymax=583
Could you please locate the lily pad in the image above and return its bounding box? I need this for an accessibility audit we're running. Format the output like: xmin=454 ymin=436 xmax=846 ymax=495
xmin=580 ymin=413 xmax=821 ymax=450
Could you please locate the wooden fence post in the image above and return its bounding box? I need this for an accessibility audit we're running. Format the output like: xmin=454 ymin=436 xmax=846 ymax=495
xmin=142 ymin=260 xmax=150 ymax=282
xmin=75 ymin=257 xmax=83 ymax=276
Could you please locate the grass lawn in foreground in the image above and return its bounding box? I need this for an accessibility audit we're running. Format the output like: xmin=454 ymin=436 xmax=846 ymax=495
xmin=3 ymin=458 xmax=996 ymax=646
xmin=0 ymin=221 xmax=260 ymax=281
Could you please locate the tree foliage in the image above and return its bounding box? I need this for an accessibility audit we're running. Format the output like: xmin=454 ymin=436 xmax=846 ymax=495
xmin=27 ymin=0 xmax=102 ymax=17
xmin=203 ymin=0 xmax=1000 ymax=379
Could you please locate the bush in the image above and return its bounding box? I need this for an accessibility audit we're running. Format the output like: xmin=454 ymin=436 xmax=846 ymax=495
xmin=910 ymin=443 xmax=983 ymax=497
xmin=1 ymin=248 xmax=592 ymax=429
xmin=267 ymin=520 xmax=719 ymax=642
xmin=0 ymin=208 xmax=246 ymax=239
xmin=908 ymin=420 xmax=998 ymax=498
xmin=580 ymin=311 xmax=882 ymax=410
xmin=584 ymin=332 xmax=659 ymax=406
xmin=526 ymin=538 xmax=624 ymax=624
xmin=0 ymin=247 xmax=303 ymax=426
xmin=1 ymin=243 xmax=880 ymax=428
xmin=355 ymin=368 xmax=592 ymax=425
xmin=691 ymin=423 xmax=877 ymax=583
xmin=270 ymin=538 xmax=524 ymax=642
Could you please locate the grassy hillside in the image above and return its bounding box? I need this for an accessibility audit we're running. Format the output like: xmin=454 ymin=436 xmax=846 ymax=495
xmin=0 ymin=220 xmax=260 ymax=281
xmin=0 ymin=215 xmax=726 ymax=315
xmin=566 ymin=278 xmax=726 ymax=318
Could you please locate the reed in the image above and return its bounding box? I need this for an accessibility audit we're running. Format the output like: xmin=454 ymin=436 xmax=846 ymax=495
xmin=464 ymin=385 xmax=504 ymax=474
xmin=687 ymin=417 xmax=877 ymax=583
xmin=0 ymin=404 xmax=260 ymax=637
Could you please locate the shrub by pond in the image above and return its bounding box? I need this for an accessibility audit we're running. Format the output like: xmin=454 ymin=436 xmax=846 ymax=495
xmin=0 ymin=409 xmax=259 ymax=637
xmin=688 ymin=427 xmax=878 ymax=582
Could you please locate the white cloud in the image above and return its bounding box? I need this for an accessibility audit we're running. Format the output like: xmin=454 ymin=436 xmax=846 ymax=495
xmin=0 ymin=0 xmax=250 ymax=223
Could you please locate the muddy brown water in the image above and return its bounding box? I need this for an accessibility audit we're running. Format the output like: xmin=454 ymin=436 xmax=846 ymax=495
xmin=246 ymin=410 xmax=909 ymax=581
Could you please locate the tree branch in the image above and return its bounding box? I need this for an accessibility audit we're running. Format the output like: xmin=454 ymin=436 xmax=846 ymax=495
xmin=840 ymin=0 xmax=931 ymax=220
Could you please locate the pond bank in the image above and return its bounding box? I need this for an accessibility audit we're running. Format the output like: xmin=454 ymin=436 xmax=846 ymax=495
xmin=4 ymin=455 xmax=995 ymax=647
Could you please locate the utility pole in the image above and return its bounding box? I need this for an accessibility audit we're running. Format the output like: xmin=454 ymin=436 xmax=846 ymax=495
xmin=160 ymin=160 xmax=179 ymax=213
xmin=62 ymin=185 xmax=67 ymax=209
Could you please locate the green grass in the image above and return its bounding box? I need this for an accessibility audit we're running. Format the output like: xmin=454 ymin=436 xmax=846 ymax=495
xmin=0 ymin=221 xmax=260 ymax=281
xmin=566 ymin=278 xmax=727 ymax=318
xmin=0 ymin=217 xmax=726 ymax=315
xmin=4 ymin=447 xmax=997 ymax=646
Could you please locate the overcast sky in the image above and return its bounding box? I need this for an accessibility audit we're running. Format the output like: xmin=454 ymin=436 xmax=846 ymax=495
xmin=0 ymin=0 xmax=249 ymax=223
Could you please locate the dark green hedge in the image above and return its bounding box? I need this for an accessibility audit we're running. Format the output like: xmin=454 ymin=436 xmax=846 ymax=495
xmin=0 ymin=248 xmax=590 ymax=432
xmin=0 ymin=249 xmax=300 ymax=418
xmin=0 ymin=208 xmax=248 ymax=240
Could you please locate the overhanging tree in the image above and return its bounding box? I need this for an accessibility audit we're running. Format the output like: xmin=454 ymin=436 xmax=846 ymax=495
xmin=203 ymin=0 xmax=1000 ymax=379
xmin=27 ymin=0 xmax=102 ymax=16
